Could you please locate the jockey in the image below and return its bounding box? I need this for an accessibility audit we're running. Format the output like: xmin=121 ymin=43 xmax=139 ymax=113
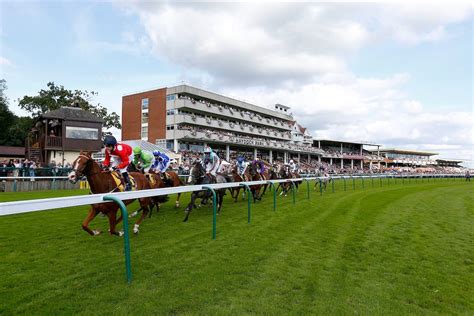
xmin=202 ymin=146 xmax=220 ymax=177
xmin=103 ymin=135 xmax=133 ymax=191
xmin=151 ymin=150 xmax=171 ymax=181
xmin=252 ymin=157 xmax=266 ymax=178
xmin=236 ymin=156 xmax=249 ymax=179
xmin=132 ymin=147 xmax=153 ymax=173
xmin=289 ymin=159 xmax=298 ymax=173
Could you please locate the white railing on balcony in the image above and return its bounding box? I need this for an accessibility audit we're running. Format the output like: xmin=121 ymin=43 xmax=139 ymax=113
xmin=168 ymin=114 xmax=292 ymax=141
xmin=172 ymin=98 xmax=293 ymax=131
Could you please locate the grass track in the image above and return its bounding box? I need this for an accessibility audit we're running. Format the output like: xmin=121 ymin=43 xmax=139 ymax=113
xmin=0 ymin=178 xmax=473 ymax=314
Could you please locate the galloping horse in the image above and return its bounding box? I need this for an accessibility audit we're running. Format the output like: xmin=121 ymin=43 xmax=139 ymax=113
xmin=315 ymin=172 xmax=332 ymax=192
xmin=127 ymin=162 xmax=184 ymax=217
xmin=68 ymin=151 xmax=152 ymax=236
xmin=183 ymin=161 xmax=227 ymax=222
xmin=247 ymin=162 xmax=271 ymax=202
xmin=230 ymin=164 xmax=252 ymax=202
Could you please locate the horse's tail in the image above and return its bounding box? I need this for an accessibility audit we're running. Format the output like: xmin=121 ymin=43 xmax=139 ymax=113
xmin=156 ymin=195 xmax=169 ymax=203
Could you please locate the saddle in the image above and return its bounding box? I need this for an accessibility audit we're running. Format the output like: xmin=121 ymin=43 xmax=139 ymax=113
xmin=145 ymin=172 xmax=156 ymax=186
xmin=111 ymin=171 xmax=136 ymax=192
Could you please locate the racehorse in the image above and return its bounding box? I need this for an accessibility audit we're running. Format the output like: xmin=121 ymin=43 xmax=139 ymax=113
xmin=230 ymin=164 xmax=252 ymax=202
xmin=127 ymin=162 xmax=184 ymax=217
xmin=67 ymin=151 xmax=152 ymax=236
xmin=247 ymin=162 xmax=270 ymax=202
xmin=315 ymin=172 xmax=332 ymax=192
xmin=276 ymin=165 xmax=296 ymax=197
xmin=183 ymin=161 xmax=227 ymax=222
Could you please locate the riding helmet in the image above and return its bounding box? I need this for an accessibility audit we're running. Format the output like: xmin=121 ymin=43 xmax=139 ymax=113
xmin=153 ymin=150 xmax=161 ymax=157
xmin=104 ymin=135 xmax=117 ymax=146
xmin=133 ymin=147 xmax=142 ymax=155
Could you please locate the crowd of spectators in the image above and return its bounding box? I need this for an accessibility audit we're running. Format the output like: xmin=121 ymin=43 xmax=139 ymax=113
xmin=177 ymin=94 xmax=291 ymax=128
xmin=0 ymin=159 xmax=73 ymax=181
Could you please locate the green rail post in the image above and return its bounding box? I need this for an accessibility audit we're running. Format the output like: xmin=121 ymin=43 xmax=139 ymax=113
xmin=267 ymin=181 xmax=277 ymax=211
xmin=203 ymin=186 xmax=217 ymax=240
xmin=13 ymin=179 xmax=17 ymax=192
xmin=371 ymin=176 xmax=374 ymax=188
xmin=343 ymin=177 xmax=347 ymax=191
xmin=288 ymin=180 xmax=296 ymax=204
xmin=351 ymin=176 xmax=355 ymax=190
xmin=240 ymin=183 xmax=252 ymax=223
xmin=331 ymin=177 xmax=335 ymax=193
xmin=304 ymin=179 xmax=310 ymax=199
xmin=103 ymin=195 xmax=132 ymax=284
xmin=379 ymin=176 xmax=382 ymax=187
xmin=361 ymin=176 xmax=365 ymax=189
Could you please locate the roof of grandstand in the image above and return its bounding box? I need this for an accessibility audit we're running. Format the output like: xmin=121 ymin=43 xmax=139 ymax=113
xmin=436 ymin=159 xmax=463 ymax=163
xmin=314 ymin=139 xmax=381 ymax=146
xmin=373 ymin=148 xmax=438 ymax=156
xmin=121 ymin=140 xmax=180 ymax=158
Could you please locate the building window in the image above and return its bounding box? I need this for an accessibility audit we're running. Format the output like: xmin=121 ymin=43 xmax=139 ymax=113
xmin=166 ymin=109 xmax=175 ymax=115
xmin=166 ymin=95 xmax=175 ymax=101
xmin=142 ymin=112 xmax=149 ymax=124
xmin=65 ymin=126 xmax=99 ymax=140
xmin=166 ymin=125 xmax=175 ymax=130
xmin=141 ymin=126 xmax=148 ymax=139
xmin=141 ymin=98 xmax=149 ymax=110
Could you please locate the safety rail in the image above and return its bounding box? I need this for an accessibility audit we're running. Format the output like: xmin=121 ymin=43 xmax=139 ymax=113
xmin=0 ymin=173 xmax=466 ymax=283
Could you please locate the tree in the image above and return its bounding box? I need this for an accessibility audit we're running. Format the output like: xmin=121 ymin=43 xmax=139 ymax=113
xmin=0 ymin=79 xmax=16 ymax=145
xmin=18 ymin=82 xmax=121 ymax=131
xmin=0 ymin=80 xmax=34 ymax=146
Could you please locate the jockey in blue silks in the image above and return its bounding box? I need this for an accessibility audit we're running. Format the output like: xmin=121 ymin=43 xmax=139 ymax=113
xmin=151 ymin=150 xmax=171 ymax=182
xmin=236 ymin=156 xmax=249 ymax=179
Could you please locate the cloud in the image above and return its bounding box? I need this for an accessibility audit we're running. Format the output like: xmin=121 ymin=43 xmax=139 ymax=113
xmin=0 ymin=56 xmax=12 ymax=66
xmin=121 ymin=2 xmax=472 ymax=86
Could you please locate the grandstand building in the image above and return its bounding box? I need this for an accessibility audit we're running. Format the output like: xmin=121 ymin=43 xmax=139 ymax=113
xmin=122 ymin=84 xmax=324 ymax=163
xmin=372 ymin=149 xmax=438 ymax=167
xmin=314 ymin=139 xmax=382 ymax=170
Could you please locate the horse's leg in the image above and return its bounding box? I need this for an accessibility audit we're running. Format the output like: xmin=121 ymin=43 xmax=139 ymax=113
xmin=134 ymin=199 xmax=150 ymax=234
xmin=129 ymin=206 xmax=142 ymax=218
xmin=217 ymin=190 xmax=224 ymax=214
xmin=107 ymin=210 xmax=123 ymax=236
xmin=184 ymin=192 xmax=197 ymax=222
xmin=82 ymin=206 xmax=100 ymax=236
xmin=175 ymin=192 xmax=181 ymax=208
xmin=233 ymin=187 xmax=240 ymax=202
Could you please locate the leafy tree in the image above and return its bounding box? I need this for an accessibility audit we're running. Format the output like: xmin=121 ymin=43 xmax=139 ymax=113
xmin=0 ymin=79 xmax=17 ymax=145
xmin=18 ymin=82 xmax=121 ymax=132
xmin=0 ymin=80 xmax=34 ymax=146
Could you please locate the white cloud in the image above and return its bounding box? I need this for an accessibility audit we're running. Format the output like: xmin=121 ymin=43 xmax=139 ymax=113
xmin=0 ymin=56 xmax=12 ymax=66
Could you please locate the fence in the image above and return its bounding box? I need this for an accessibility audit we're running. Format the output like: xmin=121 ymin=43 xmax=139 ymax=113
xmin=0 ymin=174 xmax=467 ymax=284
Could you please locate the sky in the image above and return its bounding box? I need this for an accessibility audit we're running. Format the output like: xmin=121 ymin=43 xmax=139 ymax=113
xmin=0 ymin=1 xmax=473 ymax=166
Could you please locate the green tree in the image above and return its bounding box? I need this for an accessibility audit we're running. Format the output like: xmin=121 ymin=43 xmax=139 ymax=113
xmin=0 ymin=79 xmax=17 ymax=145
xmin=0 ymin=79 xmax=34 ymax=146
xmin=18 ymin=82 xmax=121 ymax=131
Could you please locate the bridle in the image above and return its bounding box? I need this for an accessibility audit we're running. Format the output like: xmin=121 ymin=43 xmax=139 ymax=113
xmin=72 ymin=154 xmax=102 ymax=178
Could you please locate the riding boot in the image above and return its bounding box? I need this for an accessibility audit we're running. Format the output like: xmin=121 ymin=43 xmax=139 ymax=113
xmin=122 ymin=172 xmax=132 ymax=191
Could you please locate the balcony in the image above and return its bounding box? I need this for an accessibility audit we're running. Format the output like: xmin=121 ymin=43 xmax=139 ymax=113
xmin=172 ymin=98 xmax=293 ymax=131
xmin=46 ymin=136 xmax=62 ymax=148
xmin=167 ymin=130 xmax=325 ymax=155
xmin=167 ymin=114 xmax=292 ymax=141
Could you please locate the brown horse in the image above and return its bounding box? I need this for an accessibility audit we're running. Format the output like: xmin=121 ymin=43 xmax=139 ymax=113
xmin=230 ymin=165 xmax=252 ymax=202
xmin=68 ymin=151 xmax=152 ymax=236
xmin=129 ymin=170 xmax=184 ymax=218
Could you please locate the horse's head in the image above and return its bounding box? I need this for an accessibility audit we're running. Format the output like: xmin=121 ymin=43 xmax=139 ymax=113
xmin=187 ymin=161 xmax=205 ymax=185
xmin=248 ymin=162 xmax=258 ymax=177
xmin=68 ymin=151 xmax=94 ymax=183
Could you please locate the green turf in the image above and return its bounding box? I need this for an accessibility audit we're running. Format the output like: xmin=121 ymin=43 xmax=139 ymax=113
xmin=0 ymin=178 xmax=473 ymax=314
